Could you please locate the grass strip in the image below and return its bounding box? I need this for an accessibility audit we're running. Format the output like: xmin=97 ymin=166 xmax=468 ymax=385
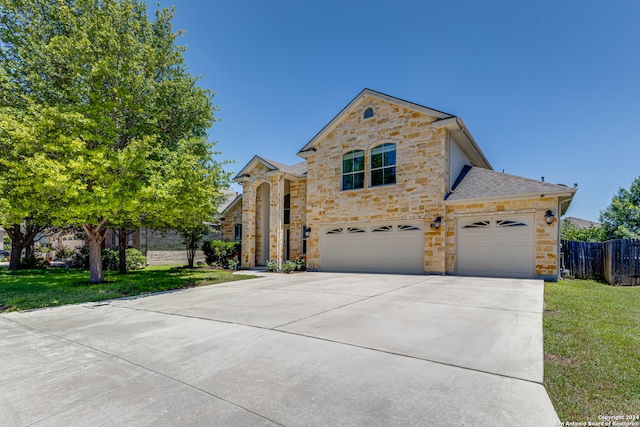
xmin=544 ymin=279 xmax=640 ymax=420
xmin=0 ymin=265 xmax=256 ymax=312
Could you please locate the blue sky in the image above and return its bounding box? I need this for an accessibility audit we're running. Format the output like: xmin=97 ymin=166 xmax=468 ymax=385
xmin=159 ymin=0 xmax=640 ymax=222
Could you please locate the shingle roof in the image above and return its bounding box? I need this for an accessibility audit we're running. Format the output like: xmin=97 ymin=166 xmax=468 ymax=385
xmin=260 ymin=157 xmax=307 ymax=176
xmin=561 ymin=216 xmax=601 ymax=229
xmin=446 ymin=167 xmax=575 ymax=202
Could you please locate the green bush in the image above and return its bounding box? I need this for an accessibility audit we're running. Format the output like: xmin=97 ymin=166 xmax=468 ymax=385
xmin=55 ymin=245 xmax=75 ymax=262
xmin=202 ymin=240 xmax=241 ymax=268
xmin=266 ymin=260 xmax=278 ymax=272
xmin=125 ymin=248 xmax=146 ymax=270
xmin=101 ymin=249 xmax=119 ymax=271
xmin=228 ymin=256 xmax=239 ymax=270
xmin=292 ymin=256 xmax=306 ymax=271
xmin=281 ymin=260 xmax=296 ymax=273
xmin=101 ymin=248 xmax=147 ymax=271
xmin=69 ymin=246 xmax=90 ymax=269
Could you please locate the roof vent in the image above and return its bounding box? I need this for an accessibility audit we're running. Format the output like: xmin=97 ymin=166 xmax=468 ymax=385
xmin=364 ymin=107 xmax=374 ymax=119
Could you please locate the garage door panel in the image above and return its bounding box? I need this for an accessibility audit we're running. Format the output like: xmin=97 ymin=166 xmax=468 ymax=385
xmin=320 ymin=223 xmax=424 ymax=274
xmin=457 ymin=216 xmax=534 ymax=278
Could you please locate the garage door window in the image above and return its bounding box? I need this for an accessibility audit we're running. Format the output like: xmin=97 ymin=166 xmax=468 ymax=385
xmin=462 ymin=220 xmax=490 ymax=229
xmin=398 ymin=224 xmax=420 ymax=231
xmin=371 ymin=143 xmax=396 ymax=187
xmin=497 ymin=219 xmax=527 ymax=227
xmin=347 ymin=227 xmax=366 ymax=233
xmin=342 ymin=150 xmax=365 ymax=190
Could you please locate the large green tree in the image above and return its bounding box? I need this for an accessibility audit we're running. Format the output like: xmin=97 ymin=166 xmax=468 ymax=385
xmin=600 ymin=176 xmax=640 ymax=240
xmin=0 ymin=0 xmax=228 ymax=281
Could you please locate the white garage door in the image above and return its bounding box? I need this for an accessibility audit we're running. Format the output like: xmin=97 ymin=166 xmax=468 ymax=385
xmin=456 ymin=215 xmax=535 ymax=278
xmin=319 ymin=222 xmax=424 ymax=274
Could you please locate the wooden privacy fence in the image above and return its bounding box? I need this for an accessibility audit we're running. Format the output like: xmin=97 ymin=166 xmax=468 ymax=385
xmin=562 ymin=239 xmax=640 ymax=285
xmin=603 ymin=239 xmax=640 ymax=286
xmin=561 ymin=240 xmax=604 ymax=281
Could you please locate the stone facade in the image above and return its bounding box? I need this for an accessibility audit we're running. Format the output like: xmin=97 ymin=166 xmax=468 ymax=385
xmin=229 ymin=89 xmax=574 ymax=280
xmin=221 ymin=197 xmax=243 ymax=242
xmin=303 ymin=100 xmax=447 ymax=272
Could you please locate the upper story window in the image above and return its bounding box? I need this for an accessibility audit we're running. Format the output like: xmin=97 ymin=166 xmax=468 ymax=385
xmin=363 ymin=107 xmax=374 ymax=119
xmin=370 ymin=143 xmax=396 ymax=186
xmin=342 ymin=150 xmax=365 ymax=190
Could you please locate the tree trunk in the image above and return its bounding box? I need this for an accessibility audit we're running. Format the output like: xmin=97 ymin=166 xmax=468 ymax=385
xmin=118 ymin=227 xmax=127 ymax=274
xmin=5 ymin=223 xmax=44 ymax=271
xmin=187 ymin=247 xmax=195 ymax=268
xmin=9 ymin=244 xmax=21 ymax=270
xmin=25 ymin=242 xmax=34 ymax=260
xmin=83 ymin=223 xmax=107 ymax=283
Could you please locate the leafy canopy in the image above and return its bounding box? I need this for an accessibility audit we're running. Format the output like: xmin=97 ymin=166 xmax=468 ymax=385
xmin=599 ymin=176 xmax=640 ymax=240
xmin=0 ymin=0 xmax=230 ymax=280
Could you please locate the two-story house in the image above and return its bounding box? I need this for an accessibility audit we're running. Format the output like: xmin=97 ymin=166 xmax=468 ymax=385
xmin=221 ymin=89 xmax=576 ymax=280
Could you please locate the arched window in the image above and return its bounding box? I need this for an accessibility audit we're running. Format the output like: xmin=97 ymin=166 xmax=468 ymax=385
xmin=233 ymin=224 xmax=242 ymax=241
xmin=342 ymin=150 xmax=365 ymax=190
xmin=363 ymin=107 xmax=374 ymax=119
xmin=371 ymin=143 xmax=396 ymax=186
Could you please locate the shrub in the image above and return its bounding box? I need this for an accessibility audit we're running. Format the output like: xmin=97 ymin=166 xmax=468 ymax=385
xmin=266 ymin=260 xmax=278 ymax=272
xmin=125 ymin=248 xmax=146 ymax=270
xmin=101 ymin=248 xmax=146 ymax=271
xmin=101 ymin=249 xmax=119 ymax=271
xmin=228 ymin=256 xmax=239 ymax=271
xmin=202 ymin=240 xmax=241 ymax=268
xmin=281 ymin=260 xmax=296 ymax=273
xmin=69 ymin=246 xmax=90 ymax=269
xmin=292 ymin=256 xmax=306 ymax=271
xmin=55 ymin=245 xmax=75 ymax=262
xmin=21 ymin=255 xmax=49 ymax=269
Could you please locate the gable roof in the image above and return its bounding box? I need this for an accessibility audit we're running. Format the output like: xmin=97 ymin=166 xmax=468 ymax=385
xmin=220 ymin=193 xmax=242 ymax=217
xmin=445 ymin=167 xmax=576 ymax=212
xmin=298 ymin=88 xmax=454 ymax=155
xmin=218 ymin=189 xmax=241 ymax=213
xmin=233 ymin=155 xmax=307 ymax=182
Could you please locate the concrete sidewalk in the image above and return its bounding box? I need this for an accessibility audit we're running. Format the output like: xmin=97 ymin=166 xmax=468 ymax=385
xmin=0 ymin=272 xmax=559 ymax=426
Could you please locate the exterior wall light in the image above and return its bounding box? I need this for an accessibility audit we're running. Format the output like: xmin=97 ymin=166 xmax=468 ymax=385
xmin=545 ymin=210 xmax=555 ymax=225
xmin=304 ymin=227 xmax=311 ymax=238
xmin=430 ymin=216 xmax=442 ymax=229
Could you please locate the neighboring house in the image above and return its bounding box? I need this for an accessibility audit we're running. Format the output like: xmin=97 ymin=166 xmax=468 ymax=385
xmin=560 ymin=216 xmax=601 ymax=230
xmin=221 ymin=89 xmax=576 ymax=280
xmin=105 ymin=188 xmax=240 ymax=265
xmin=0 ymin=227 xmax=4 ymax=250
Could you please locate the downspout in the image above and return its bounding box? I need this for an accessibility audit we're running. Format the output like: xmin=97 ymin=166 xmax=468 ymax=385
xmin=557 ymin=197 xmax=572 ymax=280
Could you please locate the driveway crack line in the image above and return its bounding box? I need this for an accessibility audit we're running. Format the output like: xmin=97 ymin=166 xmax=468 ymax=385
xmin=110 ymin=290 xmax=544 ymax=386
xmin=2 ymin=316 xmax=287 ymax=427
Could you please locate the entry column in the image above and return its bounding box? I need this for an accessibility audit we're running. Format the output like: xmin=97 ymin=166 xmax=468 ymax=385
xmin=268 ymin=173 xmax=285 ymax=266
xmin=241 ymin=183 xmax=257 ymax=268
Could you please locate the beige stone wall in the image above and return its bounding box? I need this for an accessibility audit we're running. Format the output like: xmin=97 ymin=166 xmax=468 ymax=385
xmin=304 ymin=97 xmax=448 ymax=272
xmin=288 ymin=178 xmax=307 ymax=258
xmin=147 ymin=250 xmax=206 ymax=266
xmin=221 ymin=200 xmax=243 ymax=241
xmin=445 ymin=197 xmax=560 ymax=279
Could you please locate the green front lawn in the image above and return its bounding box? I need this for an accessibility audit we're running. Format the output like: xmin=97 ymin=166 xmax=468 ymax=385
xmin=0 ymin=266 xmax=257 ymax=312
xmin=544 ymin=279 xmax=640 ymax=421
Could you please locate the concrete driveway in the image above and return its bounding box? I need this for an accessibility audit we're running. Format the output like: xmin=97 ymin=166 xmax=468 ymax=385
xmin=0 ymin=272 xmax=559 ymax=426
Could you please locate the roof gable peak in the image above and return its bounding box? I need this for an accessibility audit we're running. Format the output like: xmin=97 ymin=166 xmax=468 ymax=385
xmin=298 ymin=89 xmax=454 ymax=155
